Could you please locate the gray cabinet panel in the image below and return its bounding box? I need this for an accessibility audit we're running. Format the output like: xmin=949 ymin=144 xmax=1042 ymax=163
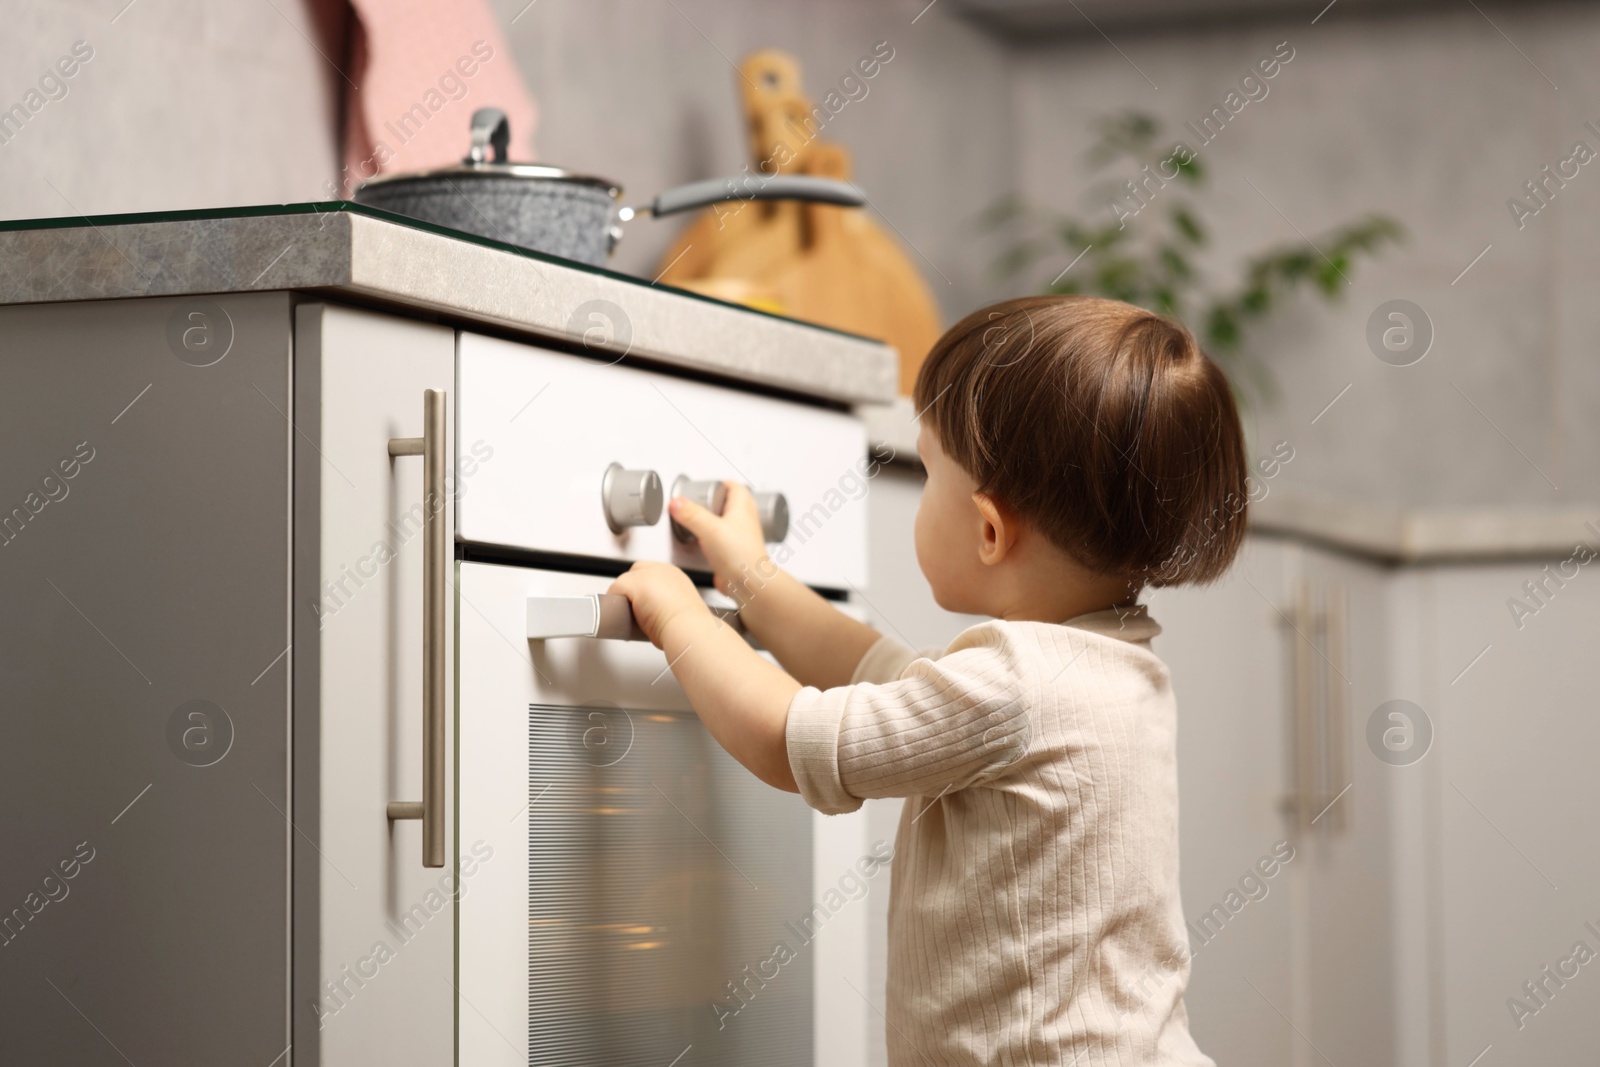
xmin=0 ymin=294 xmax=292 ymax=1065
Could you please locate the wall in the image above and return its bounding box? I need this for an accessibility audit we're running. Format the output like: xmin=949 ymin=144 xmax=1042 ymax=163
xmin=0 ymin=0 xmax=341 ymax=218
xmin=1009 ymin=6 xmax=1600 ymax=510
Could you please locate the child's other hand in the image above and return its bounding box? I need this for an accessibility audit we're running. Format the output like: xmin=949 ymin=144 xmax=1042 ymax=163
xmin=608 ymin=561 xmax=710 ymax=648
xmin=670 ymin=482 xmax=772 ymax=602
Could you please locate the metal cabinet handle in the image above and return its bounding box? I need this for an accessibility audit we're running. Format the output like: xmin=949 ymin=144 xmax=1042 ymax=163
xmin=386 ymin=389 xmax=447 ymax=868
xmin=1291 ymin=578 xmax=1317 ymax=835
xmin=527 ymin=593 xmax=749 ymax=643
xmin=1324 ymin=582 xmax=1349 ymax=833
xmin=1284 ymin=576 xmax=1351 ymax=837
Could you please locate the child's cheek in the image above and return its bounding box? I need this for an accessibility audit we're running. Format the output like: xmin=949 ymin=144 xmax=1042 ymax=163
xmin=913 ymin=494 xmax=940 ymax=581
xmin=913 ymin=490 xmax=959 ymax=607
xmin=912 ymin=495 xmax=930 ymax=568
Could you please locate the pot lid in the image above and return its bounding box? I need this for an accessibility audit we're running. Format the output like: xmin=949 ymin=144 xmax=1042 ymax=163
xmin=355 ymin=160 xmax=622 ymax=199
xmin=354 ymin=107 xmax=621 ymax=199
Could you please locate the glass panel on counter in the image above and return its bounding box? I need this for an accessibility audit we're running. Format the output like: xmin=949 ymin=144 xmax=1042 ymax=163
xmin=0 ymin=201 xmax=868 ymax=341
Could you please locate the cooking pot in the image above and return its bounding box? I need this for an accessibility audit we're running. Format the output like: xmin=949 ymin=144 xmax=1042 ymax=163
xmin=352 ymin=107 xmax=865 ymax=267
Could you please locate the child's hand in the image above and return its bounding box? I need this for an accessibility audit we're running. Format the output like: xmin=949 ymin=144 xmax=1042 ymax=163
xmin=670 ymin=482 xmax=771 ymax=602
xmin=607 ymin=560 xmax=711 ymax=648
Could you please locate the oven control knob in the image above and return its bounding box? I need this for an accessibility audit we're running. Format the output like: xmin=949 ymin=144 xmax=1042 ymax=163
xmin=669 ymin=476 xmax=728 ymax=544
xmin=601 ymin=463 xmax=663 ymax=534
xmin=752 ymin=490 xmax=789 ymax=543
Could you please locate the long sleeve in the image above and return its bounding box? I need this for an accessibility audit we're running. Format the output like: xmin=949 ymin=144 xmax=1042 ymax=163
xmin=786 ymin=623 xmax=1033 ymax=815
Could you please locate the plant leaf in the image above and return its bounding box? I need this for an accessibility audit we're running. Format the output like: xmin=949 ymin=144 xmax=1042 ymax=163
xmin=992 ymin=240 xmax=1047 ymax=279
xmin=977 ymin=192 xmax=1028 ymax=229
xmin=1172 ymin=207 xmax=1205 ymax=245
xmin=1315 ymin=255 xmax=1348 ymax=294
xmin=1206 ymin=304 xmax=1240 ymax=350
xmin=1173 ymin=153 xmax=1204 ymax=183
xmin=1160 ymin=246 xmax=1192 ymax=280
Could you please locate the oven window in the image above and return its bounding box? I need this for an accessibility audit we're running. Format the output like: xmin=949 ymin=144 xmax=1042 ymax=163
xmin=526 ymin=704 xmax=813 ymax=1067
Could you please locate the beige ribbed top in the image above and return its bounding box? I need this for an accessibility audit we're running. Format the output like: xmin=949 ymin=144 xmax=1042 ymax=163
xmin=786 ymin=607 xmax=1214 ymax=1066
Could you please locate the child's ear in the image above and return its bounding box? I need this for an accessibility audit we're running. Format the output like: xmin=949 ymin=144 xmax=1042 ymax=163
xmin=971 ymin=492 xmax=1018 ymax=566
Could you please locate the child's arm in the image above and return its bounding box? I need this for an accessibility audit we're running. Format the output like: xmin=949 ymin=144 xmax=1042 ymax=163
xmin=668 ymin=483 xmax=883 ymax=690
xmin=607 ymin=560 xmax=1032 ymax=812
xmin=607 ymin=560 xmax=801 ymax=791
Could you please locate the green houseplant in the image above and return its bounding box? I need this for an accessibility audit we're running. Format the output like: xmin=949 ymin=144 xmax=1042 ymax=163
xmin=984 ymin=111 xmax=1403 ymax=401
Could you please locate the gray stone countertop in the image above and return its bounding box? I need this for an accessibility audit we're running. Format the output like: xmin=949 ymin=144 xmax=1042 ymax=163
xmin=0 ymin=203 xmax=899 ymax=406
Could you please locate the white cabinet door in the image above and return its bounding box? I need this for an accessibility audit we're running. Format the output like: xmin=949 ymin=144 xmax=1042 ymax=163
xmin=1294 ymin=543 xmax=1397 ymax=1067
xmin=293 ymin=303 xmax=456 ymax=1065
xmin=1399 ymin=559 xmax=1600 ymax=1067
xmin=1151 ymin=536 xmax=1398 ymax=1066
xmin=457 ymin=561 xmax=842 ymax=1067
xmin=1148 ymin=536 xmax=1298 ymax=1066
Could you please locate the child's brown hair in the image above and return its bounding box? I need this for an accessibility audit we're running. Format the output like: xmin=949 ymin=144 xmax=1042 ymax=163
xmin=913 ymin=294 xmax=1248 ymax=587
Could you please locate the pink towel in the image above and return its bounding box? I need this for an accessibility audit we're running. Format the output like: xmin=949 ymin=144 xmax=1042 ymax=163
xmin=335 ymin=0 xmax=538 ymax=196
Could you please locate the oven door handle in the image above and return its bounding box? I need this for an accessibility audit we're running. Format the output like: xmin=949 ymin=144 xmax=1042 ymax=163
xmin=527 ymin=593 xmax=746 ymax=642
xmin=385 ymin=389 xmax=447 ymax=869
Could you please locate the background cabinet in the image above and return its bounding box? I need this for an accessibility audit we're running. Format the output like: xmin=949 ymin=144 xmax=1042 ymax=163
xmin=1150 ymin=537 xmax=1397 ymax=1067
xmin=1391 ymin=560 xmax=1600 ymax=1067
xmin=1140 ymin=536 xmax=1600 ymax=1067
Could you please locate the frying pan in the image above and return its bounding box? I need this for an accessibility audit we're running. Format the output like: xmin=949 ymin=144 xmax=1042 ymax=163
xmin=353 ymin=107 xmax=864 ymax=267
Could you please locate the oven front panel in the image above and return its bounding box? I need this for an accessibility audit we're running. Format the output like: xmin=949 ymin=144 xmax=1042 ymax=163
xmin=456 ymin=332 xmax=869 ymax=591
xmin=457 ymin=561 xmax=814 ymax=1067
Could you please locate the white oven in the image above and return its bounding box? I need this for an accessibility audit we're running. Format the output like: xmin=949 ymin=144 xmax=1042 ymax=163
xmin=449 ymin=333 xmax=875 ymax=1066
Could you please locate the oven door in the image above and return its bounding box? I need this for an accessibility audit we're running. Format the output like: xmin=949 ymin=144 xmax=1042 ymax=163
xmin=457 ymin=560 xmax=814 ymax=1066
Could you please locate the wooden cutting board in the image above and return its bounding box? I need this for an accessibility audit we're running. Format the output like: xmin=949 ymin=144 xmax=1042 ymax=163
xmin=653 ymin=49 xmax=942 ymax=396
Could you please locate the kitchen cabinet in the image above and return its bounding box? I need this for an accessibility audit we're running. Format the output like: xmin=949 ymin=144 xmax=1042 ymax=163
xmin=0 ymin=205 xmax=899 ymax=1067
xmin=1148 ymin=527 xmax=1600 ymax=1066
xmin=1149 ymin=537 xmax=1398 ymax=1067
xmin=1145 ymin=536 xmax=1301 ymax=1067
xmin=1392 ymin=558 xmax=1600 ymax=1067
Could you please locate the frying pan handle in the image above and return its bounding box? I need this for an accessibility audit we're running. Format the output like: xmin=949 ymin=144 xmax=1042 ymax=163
xmin=645 ymin=175 xmax=865 ymax=218
xmin=465 ymin=107 xmax=510 ymax=164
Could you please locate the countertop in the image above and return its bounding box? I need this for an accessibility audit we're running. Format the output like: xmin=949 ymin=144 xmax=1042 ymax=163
xmin=0 ymin=202 xmax=899 ymax=407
